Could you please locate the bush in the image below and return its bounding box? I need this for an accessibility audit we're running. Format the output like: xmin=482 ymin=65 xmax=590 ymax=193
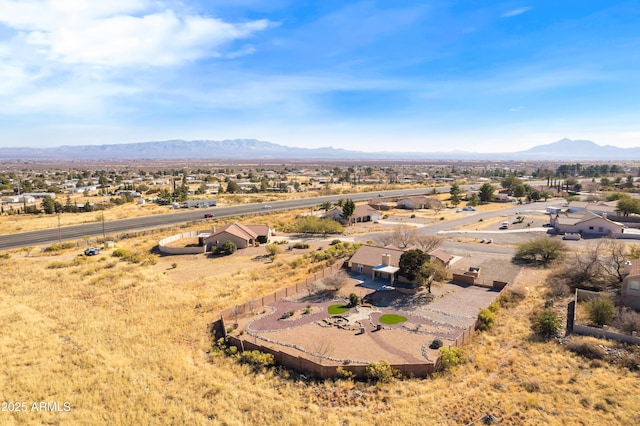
xmin=336 ymin=366 xmax=355 ymax=380
xmin=292 ymin=242 xmax=310 ymax=249
xmin=439 ymin=346 xmax=465 ymax=370
xmin=214 ymin=240 xmax=237 ymax=255
xmin=477 ymin=307 xmax=496 ymax=331
xmin=533 ymin=308 xmax=562 ymax=338
xmin=239 ymin=350 xmax=275 ymax=370
xmin=43 ymin=242 xmax=76 ymax=252
xmin=112 ymin=248 xmax=157 ymax=265
xmin=330 ymin=239 xmax=342 ymax=245
xmin=365 ymin=360 xmax=401 ymax=384
xmin=566 ymin=340 xmax=606 ymax=360
xmin=429 ymin=339 xmax=443 ymax=349
xmin=586 ymin=297 xmax=615 ymax=327
xmin=349 ymin=293 xmax=359 ymax=307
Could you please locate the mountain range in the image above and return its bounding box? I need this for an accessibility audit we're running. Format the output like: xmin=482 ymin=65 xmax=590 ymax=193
xmin=0 ymin=138 xmax=638 ymax=161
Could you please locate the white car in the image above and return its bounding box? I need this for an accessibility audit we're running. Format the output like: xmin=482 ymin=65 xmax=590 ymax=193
xmin=262 ymin=205 xmax=272 ymax=209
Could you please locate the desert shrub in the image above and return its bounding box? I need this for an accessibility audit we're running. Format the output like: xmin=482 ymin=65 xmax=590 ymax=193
xmin=364 ymin=360 xmax=401 ymax=384
xmin=0 ymin=253 xmax=10 ymax=259
xmin=335 ymin=366 xmax=355 ymax=380
xmin=330 ymin=239 xmax=342 ymax=245
xmin=439 ymin=346 xmax=465 ymax=370
xmin=429 ymin=339 xmax=443 ymax=349
xmin=477 ymin=307 xmax=496 ymax=331
xmin=547 ymin=278 xmax=572 ymax=297
xmin=532 ymin=308 xmax=562 ymax=338
xmin=498 ymin=289 xmax=526 ymax=308
xmin=295 ymin=216 xmax=344 ymax=234
xmin=586 ymin=297 xmax=615 ymax=327
xmin=239 ymin=350 xmax=275 ymax=370
xmin=349 ymin=293 xmax=359 ymax=307
xmin=613 ymin=308 xmax=640 ymax=335
xmin=214 ymin=240 xmax=237 ymax=255
xmin=47 ymin=261 xmax=70 ymax=269
xmin=292 ymin=242 xmax=310 ymax=249
xmin=43 ymin=242 xmax=76 ymax=252
xmin=323 ymin=270 xmax=349 ymax=291
xmin=566 ymin=340 xmax=606 ymax=360
xmin=410 ymin=214 xmax=416 ymax=218
xmin=111 ymin=248 xmax=157 ymax=265
xmin=487 ymin=303 xmax=499 ymax=313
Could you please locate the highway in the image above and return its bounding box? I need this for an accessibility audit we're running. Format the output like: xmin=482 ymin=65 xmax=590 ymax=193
xmin=0 ymin=187 xmax=436 ymax=250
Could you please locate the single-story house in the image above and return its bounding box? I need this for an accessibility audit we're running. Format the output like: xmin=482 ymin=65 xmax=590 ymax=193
xmin=347 ymin=245 xmax=405 ymax=284
xmin=550 ymin=211 xmax=624 ymax=236
xmin=323 ymin=204 xmax=382 ymax=224
xmin=202 ymin=222 xmax=271 ymax=251
xmin=428 ymin=248 xmax=455 ymax=268
xmin=349 ymin=204 xmax=382 ymax=224
xmin=396 ymin=196 xmax=442 ymax=210
xmin=621 ymin=259 xmax=640 ymax=311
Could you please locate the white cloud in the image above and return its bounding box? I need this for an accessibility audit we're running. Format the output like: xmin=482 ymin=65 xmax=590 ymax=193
xmin=509 ymin=106 xmax=525 ymax=112
xmin=0 ymin=0 xmax=270 ymax=67
xmin=501 ymin=7 xmax=532 ymax=18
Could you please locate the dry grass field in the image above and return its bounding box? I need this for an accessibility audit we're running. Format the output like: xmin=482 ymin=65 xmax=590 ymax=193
xmin=1 ymin=223 xmax=640 ymax=426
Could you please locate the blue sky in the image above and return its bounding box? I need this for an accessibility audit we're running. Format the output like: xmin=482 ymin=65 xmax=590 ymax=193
xmin=0 ymin=0 xmax=638 ymax=152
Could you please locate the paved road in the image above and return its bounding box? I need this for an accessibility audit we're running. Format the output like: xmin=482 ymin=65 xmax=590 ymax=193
xmin=0 ymin=187 xmax=439 ymax=250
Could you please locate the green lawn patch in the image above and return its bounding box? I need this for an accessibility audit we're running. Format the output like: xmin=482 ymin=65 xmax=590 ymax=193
xmin=328 ymin=304 xmax=350 ymax=315
xmin=379 ymin=314 xmax=407 ymax=324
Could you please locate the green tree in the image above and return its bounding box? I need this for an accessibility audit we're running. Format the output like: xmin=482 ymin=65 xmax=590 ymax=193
xmin=513 ymin=184 xmax=526 ymax=200
xmin=341 ymin=199 xmax=356 ymax=223
xmin=416 ymin=260 xmax=448 ymax=293
xmin=617 ymin=195 xmax=640 ymax=216
xmin=468 ymin=192 xmax=479 ymax=207
xmin=586 ymin=297 xmax=615 ymax=326
xmin=449 ymin=182 xmax=461 ymax=207
xmin=501 ymin=175 xmax=522 ymax=192
xmin=320 ymin=201 xmax=332 ymax=211
xmin=514 ymin=237 xmax=568 ymax=265
xmin=40 ymin=195 xmax=56 ymax=214
xmin=478 ymin=183 xmax=495 ymax=203
xmin=226 ymin=180 xmax=241 ymax=194
xmin=398 ymin=249 xmax=429 ymax=282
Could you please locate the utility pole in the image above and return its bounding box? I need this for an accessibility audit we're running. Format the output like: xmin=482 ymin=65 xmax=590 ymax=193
xmin=57 ymin=212 xmax=61 ymax=244
xmin=101 ymin=196 xmax=106 ymax=248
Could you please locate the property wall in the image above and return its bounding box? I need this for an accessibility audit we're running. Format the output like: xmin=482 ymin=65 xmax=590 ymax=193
xmin=452 ymin=273 xmax=475 ymax=286
xmin=573 ymin=288 xmax=640 ymax=345
xmin=216 ymin=261 xmax=511 ymax=379
xmin=220 ymin=261 xmax=346 ymax=321
xmin=621 ymin=276 xmax=640 ymax=310
xmin=158 ymin=230 xmax=207 ymax=255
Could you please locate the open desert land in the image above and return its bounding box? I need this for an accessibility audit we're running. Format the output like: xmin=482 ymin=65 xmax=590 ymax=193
xmin=1 ymin=201 xmax=639 ymax=425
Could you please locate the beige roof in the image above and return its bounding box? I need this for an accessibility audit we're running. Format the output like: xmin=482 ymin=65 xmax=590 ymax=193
xmin=245 ymin=224 xmax=270 ymax=237
xmin=428 ymin=248 xmax=454 ymax=264
xmin=205 ymin=222 xmax=258 ymax=242
xmin=352 ymin=204 xmax=378 ymax=217
xmin=348 ymin=245 xmax=405 ymax=268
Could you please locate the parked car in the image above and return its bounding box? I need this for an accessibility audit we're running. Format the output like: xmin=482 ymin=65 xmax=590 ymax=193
xmin=204 ymin=213 xmax=214 ymax=218
xmin=84 ymin=247 xmax=101 ymax=256
xmin=462 ymin=206 xmax=476 ymax=211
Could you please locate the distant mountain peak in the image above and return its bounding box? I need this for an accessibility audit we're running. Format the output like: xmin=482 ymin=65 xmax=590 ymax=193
xmin=0 ymin=138 xmax=638 ymax=161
